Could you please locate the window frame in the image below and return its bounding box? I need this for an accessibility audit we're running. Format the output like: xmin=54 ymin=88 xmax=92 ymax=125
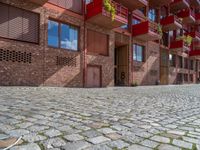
xmin=48 ymin=18 xmax=80 ymax=52
xmin=133 ymin=44 xmax=145 ymax=62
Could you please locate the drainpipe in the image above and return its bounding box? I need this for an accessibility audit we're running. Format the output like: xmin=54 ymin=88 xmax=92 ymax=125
xmin=83 ymin=0 xmax=86 ymax=88
xmin=128 ymin=10 xmax=133 ymax=86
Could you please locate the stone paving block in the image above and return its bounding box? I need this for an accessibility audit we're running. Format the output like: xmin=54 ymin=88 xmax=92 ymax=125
xmin=10 ymin=143 xmax=41 ymax=150
xmin=87 ymin=136 xmax=110 ymax=144
xmin=106 ymin=140 xmax=129 ymax=149
xmin=44 ymin=129 xmax=62 ymax=138
xmin=158 ymin=144 xmax=181 ymax=150
xmin=105 ymin=133 xmax=122 ymax=140
xmin=61 ymin=141 xmax=91 ymax=150
xmin=7 ymin=129 xmax=29 ymax=137
xmin=167 ymin=130 xmax=186 ymax=136
xmin=63 ymin=134 xmax=84 ymax=141
xmin=97 ymin=128 xmax=116 ymax=134
xmin=140 ymin=139 xmax=159 ymax=148
xmin=42 ymin=137 xmax=66 ymax=148
xmin=172 ymin=139 xmax=193 ymax=149
xmin=150 ymin=135 xmax=170 ymax=143
xmin=23 ymin=133 xmax=47 ymax=142
xmin=81 ymin=130 xmax=102 ymax=138
xmin=0 ymin=134 xmax=9 ymax=140
xmin=128 ymin=144 xmax=152 ymax=150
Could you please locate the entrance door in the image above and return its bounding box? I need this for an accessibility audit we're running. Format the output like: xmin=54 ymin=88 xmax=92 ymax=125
xmin=160 ymin=49 xmax=169 ymax=84
xmin=86 ymin=65 xmax=101 ymax=88
xmin=115 ymin=45 xmax=128 ymax=86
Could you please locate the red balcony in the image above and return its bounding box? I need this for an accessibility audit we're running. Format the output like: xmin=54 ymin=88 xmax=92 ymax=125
xmin=114 ymin=0 xmax=147 ymax=10
xmin=177 ymin=9 xmax=196 ymax=24
xmin=193 ymin=41 xmax=200 ymax=49
xmin=132 ymin=21 xmax=161 ymax=41
xmin=196 ymin=13 xmax=200 ymax=24
xmin=170 ymin=0 xmax=190 ymax=13
xmin=186 ymin=32 xmax=200 ymax=41
xmin=189 ymin=50 xmax=200 ymax=57
xmin=189 ymin=0 xmax=200 ymax=7
xmin=160 ymin=15 xmax=182 ymax=32
xmin=29 ymin=0 xmax=48 ymax=5
xmin=149 ymin=0 xmax=173 ymax=7
xmin=170 ymin=40 xmax=190 ymax=51
xmin=86 ymin=0 xmax=128 ymax=29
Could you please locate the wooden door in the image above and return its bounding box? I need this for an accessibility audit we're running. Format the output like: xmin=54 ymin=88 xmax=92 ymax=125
xmin=86 ymin=65 xmax=101 ymax=88
xmin=160 ymin=49 xmax=169 ymax=85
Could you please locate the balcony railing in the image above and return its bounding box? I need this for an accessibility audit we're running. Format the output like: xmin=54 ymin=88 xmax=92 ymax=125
xmin=149 ymin=0 xmax=173 ymax=7
xmin=177 ymin=9 xmax=196 ymax=24
xmin=86 ymin=0 xmax=128 ymax=29
xmin=132 ymin=21 xmax=161 ymax=41
xmin=114 ymin=0 xmax=147 ymax=10
xmin=196 ymin=13 xmax=200 ymax=24
xmin=186 ymin=32 xmax=200 ymax=41
xmin=189 ymin=50 xmax=200 ymax=57
xmin=160 ymin=15 xmax=182 ymax=32
xmin=170 ymin=40 xmax=190 ymax=51
xmin=170 ymin=0 xmax=190 ymax=13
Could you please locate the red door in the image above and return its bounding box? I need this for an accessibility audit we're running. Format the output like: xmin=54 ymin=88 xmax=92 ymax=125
xmin=86 ymin=66 xmax=101 ymax=88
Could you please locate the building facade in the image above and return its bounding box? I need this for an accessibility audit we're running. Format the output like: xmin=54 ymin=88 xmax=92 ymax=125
xmin=0 ymin=0 xmax=199 ymax=87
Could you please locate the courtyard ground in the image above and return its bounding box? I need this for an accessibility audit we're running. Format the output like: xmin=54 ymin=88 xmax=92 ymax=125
xmin=0 ymin=85 xmax=200 ymax=150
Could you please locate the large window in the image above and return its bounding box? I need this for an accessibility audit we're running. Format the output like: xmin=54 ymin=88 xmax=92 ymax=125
xmin=133 ymin=44 xmax=144 ymax=62
xmin=48 ymin=20 xmax=79 ymax=51
xmin=0 ymin=3 xmax=39 ymax=43
xmin=148 ymin=9 xmax=156 ymax=22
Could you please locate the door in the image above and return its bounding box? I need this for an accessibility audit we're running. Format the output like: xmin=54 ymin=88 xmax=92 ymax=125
xmin=115 ymin=45 xmax=129 ymax=86
xmin=160 ymin=49 xmax=169 ymax=84
xmin=86 ymin=65 xmax=101 ymax=88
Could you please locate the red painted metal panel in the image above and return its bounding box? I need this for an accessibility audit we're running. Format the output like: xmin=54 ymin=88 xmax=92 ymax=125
xmin=189 ymin=50 xmax=200 ymax=56
xmin=160 ymin=15 xmax=175 ymax=25
xmin=132 ymin=21 xmax=149 ymax=36
xmin=170 ymin=40 xmax=184 ymax=49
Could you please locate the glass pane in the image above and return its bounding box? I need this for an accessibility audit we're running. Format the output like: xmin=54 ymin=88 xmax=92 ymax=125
xmin=48 ymin=20 xmax=59 ymax=47
xmin=69 ymin=26 xmax=78 ymax=51
xmin=60 ymin=23 xmax=70 ymax=49
xmin=137 ymin=46 xmax=142 ymax=62
xmin=133 ymin=45 xmax=137 ymax=60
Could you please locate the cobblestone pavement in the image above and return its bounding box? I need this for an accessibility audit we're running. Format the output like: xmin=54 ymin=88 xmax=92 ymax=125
xmin=0 ymin=85 xmax=200 ymax=150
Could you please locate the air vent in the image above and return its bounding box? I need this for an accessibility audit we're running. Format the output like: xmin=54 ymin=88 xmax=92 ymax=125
xmin=0 ymin=49 xmax=32 ymax=63
xmin=56 ymin=56 xmax=76 ymax=67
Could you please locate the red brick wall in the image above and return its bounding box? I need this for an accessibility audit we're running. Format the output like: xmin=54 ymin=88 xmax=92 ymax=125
xmin=132 ymin=41 xmax=160 ymax=85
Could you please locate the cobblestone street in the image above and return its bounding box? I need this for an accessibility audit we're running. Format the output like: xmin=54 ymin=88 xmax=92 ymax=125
xmin=0 ymin=85 xmax=200 ymax=150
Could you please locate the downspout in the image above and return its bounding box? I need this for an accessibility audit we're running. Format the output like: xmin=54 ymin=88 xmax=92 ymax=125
xmin=83 ymin=0 xmax=86 ymax=88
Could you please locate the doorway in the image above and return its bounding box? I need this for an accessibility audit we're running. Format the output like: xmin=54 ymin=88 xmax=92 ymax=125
xmin=114 ymin=45 xmax=129 ymax=86
xmin=86 ymin=65 xmax=102 ymax=88
xmin=160 ymin=49 xmax=169 ymax=85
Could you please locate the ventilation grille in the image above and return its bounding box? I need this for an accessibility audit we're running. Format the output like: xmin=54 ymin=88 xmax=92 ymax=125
xmin=56 ymin=56 xmax=76 ymax=67
xmin=0 ymin=49 xmax=32 ymax=63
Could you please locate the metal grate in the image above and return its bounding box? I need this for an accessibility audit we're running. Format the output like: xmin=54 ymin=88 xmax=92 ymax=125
xmin=56 ymin=56 xmax=76 ymax=67
xmin=0 ymin=49 xmax=32 ymax=63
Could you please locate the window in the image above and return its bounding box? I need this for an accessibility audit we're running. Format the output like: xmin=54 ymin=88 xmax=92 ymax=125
xmin=178 ymin=56 xmax=183 ymax=68
xmin=169 ymin=54 xmax=176 ymax=67
xmin=148 ymin=9 xmax=156 ymax=22
xmin=48 ymin=20 xmax=79 ymax=51
xmin=133 ymin=44 xmax=144 ymax=62
xmin=132 ymin=18 xmax=141 ymax=25
xmin=0 ymin=3 xmax=39 ymax=43
xmin=184 ymin=58 xmax=188 ymax=69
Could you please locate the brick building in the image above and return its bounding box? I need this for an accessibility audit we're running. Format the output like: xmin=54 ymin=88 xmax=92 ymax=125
xmin=0 ymin=0 xmax=199 ymax=87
